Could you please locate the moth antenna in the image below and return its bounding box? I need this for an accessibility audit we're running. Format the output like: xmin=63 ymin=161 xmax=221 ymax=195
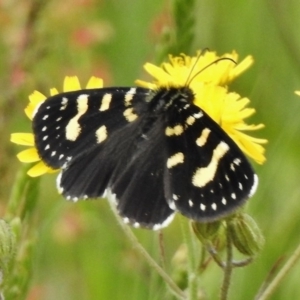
xmin=184 ymin=49 xmax=209 ymax=87
xmin=185 ymin=56 xmax=237 ymax=87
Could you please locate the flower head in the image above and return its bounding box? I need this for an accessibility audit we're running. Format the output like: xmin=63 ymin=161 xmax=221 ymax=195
xmin=136 ymin=50 xmax=267 ymax=164
xmin=11 ymin=76 xmax=103 ymax=177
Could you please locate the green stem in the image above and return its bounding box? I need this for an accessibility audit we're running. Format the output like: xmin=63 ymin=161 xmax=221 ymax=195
xmin=110 ymin=205 xmax=186 ymax=300
xmin=220 ymin=223 xmax=233 ymax=300
xmin=3 ymin=165 xmax=40 ymax=300
xmin=158 ymin=230 xmax=167 ymax=270
xmin=180 ymin=216 xmax=198 ymax=300
xmin=205 ymin=241 xmax=225 ymax=269
xmin=173 ymin=0 xmax=196 ymax=54
xmin=6 ymin=165 xmax=30 ymax=220
xmin=255 ymin=243 xmax=300 ymax=300
xmin=198 ymin=244 xmax=207 ymax=272
xmin=156 ymin=0 xmax=196 ymax=62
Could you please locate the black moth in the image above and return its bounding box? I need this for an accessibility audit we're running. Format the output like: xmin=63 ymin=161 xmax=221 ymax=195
xmin=32 ymin=85 xmax=258 ymax=229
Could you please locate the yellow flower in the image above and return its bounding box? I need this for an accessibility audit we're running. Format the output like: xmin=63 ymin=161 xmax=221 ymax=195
xmin=136 ymin=50 xmax=267 ymax=164
xmin=11 ymin=76 xmax=103 ymax=177
xmin=136 ymin=50 xmax=253 ymax=89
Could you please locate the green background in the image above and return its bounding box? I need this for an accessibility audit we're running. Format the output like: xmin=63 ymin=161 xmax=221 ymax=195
xmin=2 ymin=0 xmax=300 ymax=299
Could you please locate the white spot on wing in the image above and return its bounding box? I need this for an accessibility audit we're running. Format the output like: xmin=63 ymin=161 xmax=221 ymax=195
xmin=167 ymin=152 xmax=184 ymax=168
xmin=102 ymin=189 xmax=108 ymax=198
xmin=95 ymin=125 xmax=107 ymax=143
xmin=196 ymin=128 xmax=211 ymax=147
xmin=152 ymin=213 xmax=175 ymax=231
xmin=211 ymin=203 xmax=217 ymax=211
xmin=192 ymin=142 xmax=229 ymax=188
xmin=133 ymin=222 xmax=140 ymax=228
xmin=249 ymin=174 xmax=259 ymax=197
xmin=233 ymin=158 xmax=242 ymax=165
xmin=173 ymin=194 xmax=179 ymax=201
xmin=106 ymin=188 xmax=118 ymax=206
xmin=124 ymin=88 xmax=136 ymax=106
xmin=186 ymin=116 xmax=195 ymax=126
xmin=60 ymin=97 xmax=68 ymax=110
xmin=222 ymin=198 xmax=227 ymax=205
xmin=165 ymin=125 xmax=184 ymax=136
xmin=188 ymin=199 xmax=194 ymax=207
xmin=123 ymin=108 xmax=138 ymax=122
xmin=56 ymin=172 xmax=64 ymax=194
xmin=231 ymin=193 xmax=236 ymax=199
xmin=65 ymin=94 xmax=89 ymax=141
xmin=99 ymin=93 xmax=112 ymax=111
xmin=168 ymin=200 xmax=176 ymax=210
xmin=200 ymin=203 xmax=206 ymax=211
xmin=193 ymin=112 xmax=203 ymax=119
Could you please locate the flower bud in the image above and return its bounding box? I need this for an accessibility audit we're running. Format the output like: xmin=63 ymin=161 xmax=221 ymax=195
xmin=192 ymin=220 xmax=222 ymax=242
xmin=228 ymin=213 xmax=264 ymax=256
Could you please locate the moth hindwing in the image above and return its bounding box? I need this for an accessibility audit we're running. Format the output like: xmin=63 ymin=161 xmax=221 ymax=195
xmin=32 ymin=86 xmax=258 ymax=229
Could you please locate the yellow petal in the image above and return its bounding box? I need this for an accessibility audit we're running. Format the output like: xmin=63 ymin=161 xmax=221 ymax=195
xmin=227 ymin=97 xmax=250 ymax=111
xmin=86 ymin=76 xmax=103 ymax=89
xmin=27 ymin=161 xmax=53 ymax=177
xmin=26 ymin=91 xmax=47 ymax=119
xmin=237 ymin=141 xmax=266 ymax=165
xmin=228 ymin=56 xmax=254 ymax=81
xmin=48 ymin=168 xmax=59 ymax=174
xmin=10 ymin=133 xmax=34 ymax=146
xmin=63 ymin=76 xmax=81 ymax=92
xmin=28 ymin=91 xmax=46 ymax=105
xmin=234 ymin=123 xmax=265 ymax=131
xmin=24 ymin=103 xmax=37 ymax=120
xmin=222 ymin=108 xmax=255 ymax=123
xmin=17 ymin=148 xmax=40 ymax=163
xmin=230 ymin=130 xmax=267 ymax=164
xmin=50 ymin=88 xmax=59 ymax=96
xmin=135 ymin=80 xmax=156 ymax=89
xmin=143 ymin=63 xmax=172 ymax=84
